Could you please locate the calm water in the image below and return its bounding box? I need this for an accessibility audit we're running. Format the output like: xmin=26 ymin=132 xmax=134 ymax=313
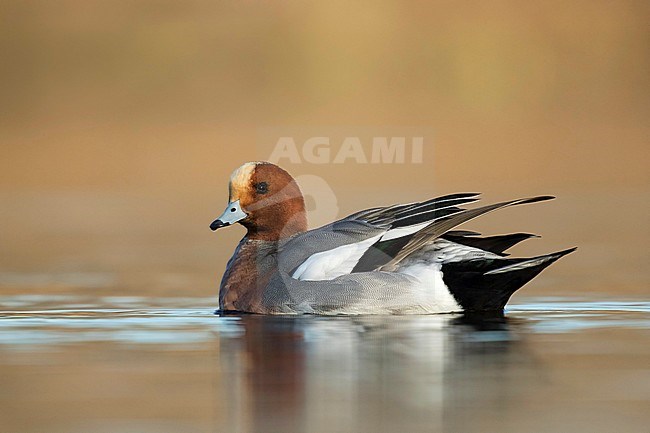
xmin=0 ymin=295 xmax=649 ymax=433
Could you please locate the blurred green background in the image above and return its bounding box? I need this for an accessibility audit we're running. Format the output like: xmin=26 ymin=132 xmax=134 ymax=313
xmin=1 ymin=1 xmax=648 ymax=297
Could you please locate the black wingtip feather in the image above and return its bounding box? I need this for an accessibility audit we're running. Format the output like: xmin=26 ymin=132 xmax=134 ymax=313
xmin=550 ymin=246 xmax=578 ymax=257
xmin=519 ymin=195 xmax=555 ymax=204
xmin=443 ymin=232 xmax=541 ymax=256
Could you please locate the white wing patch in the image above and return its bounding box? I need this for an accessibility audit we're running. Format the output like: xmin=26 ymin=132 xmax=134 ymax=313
xmin=292 ymin=234 xmax=383 ymax=281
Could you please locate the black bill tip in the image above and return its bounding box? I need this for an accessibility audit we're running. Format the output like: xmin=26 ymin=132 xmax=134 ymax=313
xmin=210 ymin=219 xmax=230 ymax=231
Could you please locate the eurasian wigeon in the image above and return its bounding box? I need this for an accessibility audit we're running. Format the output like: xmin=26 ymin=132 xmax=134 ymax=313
xmin=210 ymin=161 xmax=575 ymax=315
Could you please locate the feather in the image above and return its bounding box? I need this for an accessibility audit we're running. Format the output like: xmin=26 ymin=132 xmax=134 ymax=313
xmin=381 ymin=196 xmax=555 ymax=270
xmin=442 ymin=232 xmax=539 ymax=256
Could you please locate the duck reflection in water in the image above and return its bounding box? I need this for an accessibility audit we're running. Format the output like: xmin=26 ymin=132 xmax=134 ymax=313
xmin=215 ymin=312 xmax=541 ymax=433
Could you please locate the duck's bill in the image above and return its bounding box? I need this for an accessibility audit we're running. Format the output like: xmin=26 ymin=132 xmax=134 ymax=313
xmin=210 ymin=200 xmax=247 ymax=231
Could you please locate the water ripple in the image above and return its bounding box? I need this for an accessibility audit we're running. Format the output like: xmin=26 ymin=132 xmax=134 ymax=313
xmin=0 ymin=295 xmax=647 ymax=350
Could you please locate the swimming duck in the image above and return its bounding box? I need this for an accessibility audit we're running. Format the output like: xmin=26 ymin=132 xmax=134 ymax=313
xmin=210 ymin=161 xmax=575 ymax=315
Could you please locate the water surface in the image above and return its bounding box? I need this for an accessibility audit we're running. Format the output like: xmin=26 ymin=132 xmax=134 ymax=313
xmin=1 ymin=295 xmax=648 ymax=433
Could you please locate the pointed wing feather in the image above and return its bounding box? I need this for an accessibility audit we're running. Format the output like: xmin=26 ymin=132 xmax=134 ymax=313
xmin=359 ymin=193 xmax=480 ymax=224
xmin=380 ymin=196 xmax=554 ymax=270
xmin=442 ymin=232 xmax=539 ymax=256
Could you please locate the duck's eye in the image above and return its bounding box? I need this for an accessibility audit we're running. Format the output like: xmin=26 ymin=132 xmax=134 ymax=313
xmin=254 ymin=182 xmax=268 ymax=194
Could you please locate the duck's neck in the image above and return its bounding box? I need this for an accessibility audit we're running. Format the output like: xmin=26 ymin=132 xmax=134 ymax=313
xmin=242 ymin=199 xmax=308 ymax=241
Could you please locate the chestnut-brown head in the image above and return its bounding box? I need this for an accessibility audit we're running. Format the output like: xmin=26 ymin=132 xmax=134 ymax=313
xmin=210 ymin=162 xmax=308 ymax=240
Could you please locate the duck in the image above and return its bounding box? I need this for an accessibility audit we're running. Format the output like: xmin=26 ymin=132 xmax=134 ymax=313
xmin=209 ymin=161 xmax=575 ymax=315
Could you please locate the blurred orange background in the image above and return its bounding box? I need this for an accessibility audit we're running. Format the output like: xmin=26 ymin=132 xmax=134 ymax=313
xmin=1 ymin=1 xmax=648 ymax=298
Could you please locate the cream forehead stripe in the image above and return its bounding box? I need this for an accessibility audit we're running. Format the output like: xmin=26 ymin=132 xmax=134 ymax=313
xmin=228 ymin=162 xmax=258 ymax=201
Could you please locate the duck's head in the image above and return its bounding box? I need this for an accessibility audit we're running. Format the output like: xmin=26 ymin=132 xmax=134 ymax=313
xmin=210 ymin=162 xmax=308 ymax=240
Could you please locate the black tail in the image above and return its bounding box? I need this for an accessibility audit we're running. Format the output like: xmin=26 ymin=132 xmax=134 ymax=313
xmin=441 ymin=248 xmax=576 ymax=311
